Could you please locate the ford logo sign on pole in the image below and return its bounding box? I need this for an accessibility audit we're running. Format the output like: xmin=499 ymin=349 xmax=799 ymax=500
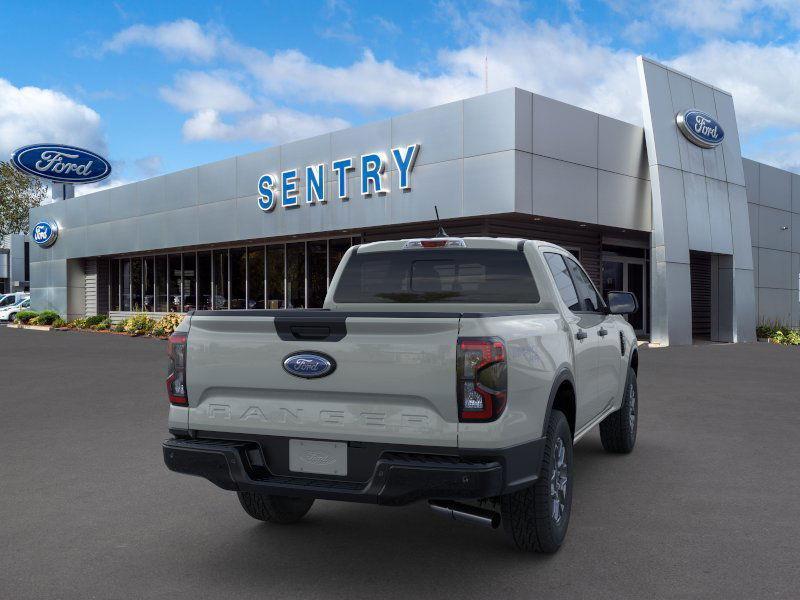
xmin=31 ymin=221 xmax=59 ymax=248
xmin=11 ymin=144 xmax=112 ymax=184
xmin=676 ymin=110 xmax=725 ymax=149
xmin=283 ymin=352 xmax=336 ymax=379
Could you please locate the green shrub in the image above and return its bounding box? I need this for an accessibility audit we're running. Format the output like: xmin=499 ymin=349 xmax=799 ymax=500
xmin=84 ymin=314 xmax=108 ymax=327
xmin=112 ymin=321 xmax=126 ymax=333
xmin=30 ymin=310 xmax=61 ymax=325
xmin=122 ymin=313 xmax=155 ymax=335
xmin=757 ymin=320 xmax=800 ymax=346
xmin=151 ymin=313 xmax=185 ymax=337
xmin=92 ymin=318 xmax=112 ymax=331
xmin=14 ymin=310 xmax=38 ymax=324
xmin=52 ymin=317 xmax=66 ymax=328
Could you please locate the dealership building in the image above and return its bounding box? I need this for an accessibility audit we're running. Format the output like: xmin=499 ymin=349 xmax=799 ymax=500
xmin=24 ymin=56 xmax=800 ymax=345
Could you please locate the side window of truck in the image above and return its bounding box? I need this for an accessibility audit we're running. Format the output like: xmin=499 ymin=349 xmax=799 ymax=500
xmin=544 ymin=253 xmax=580 ymax=311
xmin=564 ymin=257 xmax=604 ymax=313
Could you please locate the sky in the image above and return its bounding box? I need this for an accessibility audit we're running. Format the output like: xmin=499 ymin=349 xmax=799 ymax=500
xmin=1 ymin=0 xmax=799 ymax=195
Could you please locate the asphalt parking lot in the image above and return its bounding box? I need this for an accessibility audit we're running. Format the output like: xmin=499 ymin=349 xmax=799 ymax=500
xmin=1 ymin=326 xmax=799 ymax=599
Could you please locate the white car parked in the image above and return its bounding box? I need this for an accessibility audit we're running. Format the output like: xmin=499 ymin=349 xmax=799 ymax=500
xmin=0 ymin=292 xmax=29 ymax=309
xmin=0 ymin=297 xmax=31 ymax=322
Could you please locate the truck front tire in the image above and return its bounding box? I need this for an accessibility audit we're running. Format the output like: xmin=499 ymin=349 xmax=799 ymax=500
xmin=237 ymin=492 xmax=314 ymax=524
xmin=599 ymin=367 xmax=638 ymax=454
xmin=500 ymin=409 xmax=573 ymax=553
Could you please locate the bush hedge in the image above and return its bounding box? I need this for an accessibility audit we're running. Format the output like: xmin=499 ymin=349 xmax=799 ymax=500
xmin=151 ymin=313 xmax=185 ymax=337
xmin=14 ymin=310 xmax=39 ymax=324
xmin=30 ymin=310 xmax=61 ymax=326
xmin=122 ymin=313 xmax=156 ymax=336
xmin=13 ymin=308 xmax=184 ymax=340
xmin=757 ymin=321 xmax=800 ymax=346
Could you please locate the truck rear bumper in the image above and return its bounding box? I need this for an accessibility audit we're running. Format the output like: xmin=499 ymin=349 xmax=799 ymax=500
xmin=163 ymin=435 xmax=545 ymax=506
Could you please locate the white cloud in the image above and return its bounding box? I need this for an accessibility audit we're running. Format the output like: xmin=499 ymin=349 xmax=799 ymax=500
xmin=73 ymin=175 xmax=130 ymax=198
xmin=182 ymin=108 xmax=349 ymax=143
xmin=0 ymin=78 xmax=106 ymax=159
xmin=160 ymin=71 xmax=254 ymax=113
xmin=134 ymin=155 xmax=163 ymax=177
xmin=102 ymin=19 xmax=220 ymax=61
xmin=668 ymin=40 xmax=800 ymax=132
xmin=102 ymin=17 xmax=800 ymax=170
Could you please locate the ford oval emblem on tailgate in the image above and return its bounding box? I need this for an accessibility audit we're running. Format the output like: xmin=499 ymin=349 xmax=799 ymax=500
xmin=283 ymin=352 xmax=336 ymax=379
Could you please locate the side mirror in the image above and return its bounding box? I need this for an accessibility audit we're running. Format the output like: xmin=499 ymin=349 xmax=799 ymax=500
xmin=607 ymin=291 xmax=638 ymax=315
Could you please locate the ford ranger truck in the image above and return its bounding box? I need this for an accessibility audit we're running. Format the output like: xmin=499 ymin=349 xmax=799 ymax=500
xmin=163 ymin=237 xmax=639 ymax=553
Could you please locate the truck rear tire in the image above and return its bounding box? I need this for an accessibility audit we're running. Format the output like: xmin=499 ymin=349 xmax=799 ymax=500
xmin=237 ymin=492 xmax=314 ymax=524
xmin=500 ymin=409 xmax=573 ymax=553
xmin=599 ymin=367 xmax=638 ymax=454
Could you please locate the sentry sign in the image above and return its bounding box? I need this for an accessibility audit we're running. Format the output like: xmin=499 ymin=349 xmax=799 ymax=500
xmin=257 ymin=144 xmax=419 ymax=212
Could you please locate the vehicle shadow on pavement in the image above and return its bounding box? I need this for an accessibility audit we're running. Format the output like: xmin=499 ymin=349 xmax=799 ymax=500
xmin=183 ymin=440 xmax=615 ymax=599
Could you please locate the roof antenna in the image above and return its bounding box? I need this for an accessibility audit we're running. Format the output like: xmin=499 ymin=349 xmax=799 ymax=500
xmin=434 ymin=205 xmax=448 ymax=238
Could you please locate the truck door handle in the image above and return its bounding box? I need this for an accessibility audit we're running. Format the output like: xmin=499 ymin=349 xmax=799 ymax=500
xmin=576 ymin=330 xmax=588 ymax=340
xmin=598 ymin=328 xmax=608 ymax=337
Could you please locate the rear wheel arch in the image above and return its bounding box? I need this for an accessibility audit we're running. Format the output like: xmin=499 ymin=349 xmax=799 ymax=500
xmin=630 ymin=348 xmax=639 ymax=374
xmin=542 ymin=369 xmax=576 ymax=439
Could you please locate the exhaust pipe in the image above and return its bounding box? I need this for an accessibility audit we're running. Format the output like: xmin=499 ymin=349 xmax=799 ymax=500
xmin=429 ymin=500 xmax=500 ymax=529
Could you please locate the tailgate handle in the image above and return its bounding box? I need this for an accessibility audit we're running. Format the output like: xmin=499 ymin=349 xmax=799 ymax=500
xmin=275 ymin=316 xmax=347 ymax=342
xmin=290 ymin=325 xmax=331 ymax=340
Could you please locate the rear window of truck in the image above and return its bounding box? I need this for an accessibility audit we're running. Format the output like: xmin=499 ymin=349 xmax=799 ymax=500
xmin=334 ymin=249 xmax=539 ymax=304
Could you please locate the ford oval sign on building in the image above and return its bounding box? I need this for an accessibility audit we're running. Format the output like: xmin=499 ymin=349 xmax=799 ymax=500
xmin=11 ymin=144 xmax=112 ymax=184
xmin=283 ymin=352 xmax=336 ymax=379
xmin=31 ymin=220 xmax=59 ymax=247
xmin=676 ymin=110 xmax=725 ymax=149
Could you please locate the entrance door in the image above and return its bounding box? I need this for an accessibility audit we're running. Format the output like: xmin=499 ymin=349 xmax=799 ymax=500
xmin=602 ymin=257 xmax=647 ymax=336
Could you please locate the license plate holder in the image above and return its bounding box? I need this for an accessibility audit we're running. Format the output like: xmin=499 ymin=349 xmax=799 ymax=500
xmin=289 ymin=439 xmax=348 ymax=476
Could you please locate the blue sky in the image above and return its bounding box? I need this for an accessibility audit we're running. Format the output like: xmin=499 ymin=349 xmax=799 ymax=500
xmin=1 ymin=0 xmax=799 ymax=193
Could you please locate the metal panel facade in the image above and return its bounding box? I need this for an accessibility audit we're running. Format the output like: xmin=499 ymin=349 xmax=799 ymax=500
xmin=638 ymin=56 xmax=756 ymax=344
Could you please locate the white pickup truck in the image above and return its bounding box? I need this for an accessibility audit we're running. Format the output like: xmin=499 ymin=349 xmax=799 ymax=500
xmin=163 ymin=236 xmax=639 ymax=553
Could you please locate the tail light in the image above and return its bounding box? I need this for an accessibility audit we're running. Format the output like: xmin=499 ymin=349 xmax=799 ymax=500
xmin=166 ymin=332 xmax=188 ymax=405
xmin=403 ymin=238 xmax=466 ymax=249
xmin=456 ymin=337 xmax=507 ymax=422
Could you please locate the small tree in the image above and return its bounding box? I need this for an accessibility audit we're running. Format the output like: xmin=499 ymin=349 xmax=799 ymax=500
xmin=0 ymin=160 xmax=47 ymax=238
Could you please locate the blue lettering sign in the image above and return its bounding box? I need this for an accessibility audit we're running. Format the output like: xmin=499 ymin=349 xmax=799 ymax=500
xmin=306 ymin=164 xmax=326 ymax=204
xmin=281 ymin=169 xmax=299 ymax=208
xmin=257 ymin=145 xmax=419 ymax=212
xmin=258 ymin=173 xmax=277 ymax=211
xmin=392 ymin=144 xmax=419 ymax=190
xmin=361 ymin=153 xmax=385 ymax=196
xmin=332 ymin=158 xmax=354 ymax=200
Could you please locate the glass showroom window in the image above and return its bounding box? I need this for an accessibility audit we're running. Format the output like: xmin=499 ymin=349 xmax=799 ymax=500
xmin=131 ymin=258 xmax=143 ymax=311
xmin=308 ymin=240 xmax=327 ymax=308
xmin=121 ymin=259 xmax=131 ymax=311
xmin=247 ymin=246 xmax=265 ymax=309
xmin=197 ymin=251 xmax=212 ymax=310
xmin=168 ymin=254 xmax=182 ymax=312
xmin=155 ymin=255 xmax=168 ymax=312
xmin=286 ymin=242 xmax=306 ymax=308
xmin=212 ymin=249 xmax=228 ymax=309
xmin=267 ymin=244 xmax=285 ymax=309
xmin=143 ymin=257 xmax=155 ymax=311
xmin=230 ymin=247 xmax=247 ymax=309
xmin=329 ymin=238 xmax=351 ymax=284
xmin=110 ymin=260 xmax=119 ymax=311
xmin=182 ymin=253 xmax=196 ymax=311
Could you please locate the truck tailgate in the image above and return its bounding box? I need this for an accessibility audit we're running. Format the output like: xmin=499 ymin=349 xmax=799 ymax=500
xmin=186 ymin=313 xmax=460 ymax=447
